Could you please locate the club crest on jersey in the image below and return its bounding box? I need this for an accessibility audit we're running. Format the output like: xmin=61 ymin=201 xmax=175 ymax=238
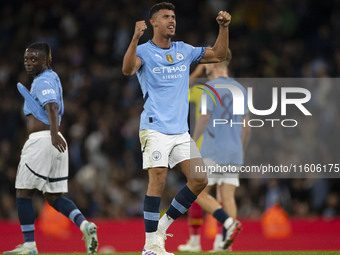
xmin=152 ymin=151 xmax=162 ymax=161
xmin=176 ymin=53 xmax=184 ymax=60
xmin=166 ymin=54 xmax=174 ymax=63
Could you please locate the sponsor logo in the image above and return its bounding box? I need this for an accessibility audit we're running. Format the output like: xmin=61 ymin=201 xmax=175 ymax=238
xmin=42 ymin=89 xmax=56 ymax=95
xmin=152 ymin=65 xmax=187 ymax=73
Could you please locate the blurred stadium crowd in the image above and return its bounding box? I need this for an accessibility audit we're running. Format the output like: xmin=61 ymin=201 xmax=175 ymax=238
xmin=0 ymin=0 xmax=340 ymax=220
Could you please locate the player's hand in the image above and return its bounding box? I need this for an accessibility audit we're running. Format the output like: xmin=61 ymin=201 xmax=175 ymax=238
xmin=134 ymin=21 xmax=147 ymax=39
xmin=51 ymin=133 xmax=67 ymax=153
xmin=216 ymin=11 xmax=231 ymax=27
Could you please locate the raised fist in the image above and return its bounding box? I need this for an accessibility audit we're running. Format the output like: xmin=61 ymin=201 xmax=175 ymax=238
xmin=134 ymin=21 xmax=147 ymax=39
xmin=216 ymin=11 xmax=231 ymax=27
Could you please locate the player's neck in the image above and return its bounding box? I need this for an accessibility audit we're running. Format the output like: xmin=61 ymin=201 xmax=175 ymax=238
xmin=34 ymin=68 xmax=48 ymax=78
xmin=212 ymin=70 xmax=228 ymax=79
xmin=151 ymin=35 xmax=171 ymax=49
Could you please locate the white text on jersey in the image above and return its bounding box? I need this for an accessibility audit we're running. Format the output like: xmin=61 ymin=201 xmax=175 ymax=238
xmin=42 ymin=89 xmax=56 ymax=95
xmin=152 ymin=65 xmax=187 ymax=74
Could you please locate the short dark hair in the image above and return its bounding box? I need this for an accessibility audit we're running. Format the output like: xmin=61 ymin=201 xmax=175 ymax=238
xmin=149 ymin=2 xmax=175 ymax=19
xmin=27 ymin=42 xmax=52 ymax=68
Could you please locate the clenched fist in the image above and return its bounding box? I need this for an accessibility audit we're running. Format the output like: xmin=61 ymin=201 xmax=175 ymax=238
xmin=216 ymin=11 xmax=231 ymax=27
xmin=134 ymin=21 xmax=147 ymax=39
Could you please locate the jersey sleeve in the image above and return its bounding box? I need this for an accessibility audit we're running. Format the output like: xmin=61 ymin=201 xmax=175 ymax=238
xmin=136 ymin=45 xmax=145 ymax=66
xmin=34 ymin=79 xmax=58 ymax=107
xmin=186 ymin=43 xmax=206 ymax=64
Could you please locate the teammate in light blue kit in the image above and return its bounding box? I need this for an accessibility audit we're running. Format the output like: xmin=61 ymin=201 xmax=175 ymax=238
xmin=5 ymin=43 xmax=98 ymax=254
xmin=200 ymin=77 xmax=248 ymax=166
xmin=122 ymin=2 xmax=233 ymax=255
xmin=184 ymin=53 xmax=251 ymax=251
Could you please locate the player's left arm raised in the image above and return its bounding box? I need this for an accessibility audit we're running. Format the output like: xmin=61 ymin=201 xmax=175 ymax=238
xmin=199 ymin=11 xmax=231 ymax=63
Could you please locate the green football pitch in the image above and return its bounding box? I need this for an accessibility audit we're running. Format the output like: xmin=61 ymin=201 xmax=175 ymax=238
xmin=44 ymin=252 xmax=340 ymax=255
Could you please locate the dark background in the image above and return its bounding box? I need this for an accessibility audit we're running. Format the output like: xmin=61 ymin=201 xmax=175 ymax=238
xmin=0 ymin=0 xmax=339 ymax=220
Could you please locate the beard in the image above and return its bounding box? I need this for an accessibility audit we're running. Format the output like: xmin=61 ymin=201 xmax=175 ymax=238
xmin=166 ymin=32 xmax=175 ymax=39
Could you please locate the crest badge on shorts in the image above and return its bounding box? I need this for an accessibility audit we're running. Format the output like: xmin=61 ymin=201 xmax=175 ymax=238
xmin=166 ymin=54 xmax=174 ymax=63
xmin=152 ymin=151 xmax=162 ymax=161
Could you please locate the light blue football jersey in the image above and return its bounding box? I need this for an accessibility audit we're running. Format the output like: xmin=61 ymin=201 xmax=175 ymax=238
xmin=136 ymin=40 xmax=205 ymax=134
xmin=20 ymin=69 xmax=64 ymax=125
xmin=200 ymin=77 xmax=247 ymax=165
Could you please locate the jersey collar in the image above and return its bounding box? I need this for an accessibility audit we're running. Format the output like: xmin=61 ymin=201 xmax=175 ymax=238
xmin=149 ymin=40 xmax=172 ymax=50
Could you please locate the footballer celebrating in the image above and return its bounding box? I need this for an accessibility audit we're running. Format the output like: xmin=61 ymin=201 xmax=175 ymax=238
xmin=122 ymin=2 xmax=232 ymax=255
